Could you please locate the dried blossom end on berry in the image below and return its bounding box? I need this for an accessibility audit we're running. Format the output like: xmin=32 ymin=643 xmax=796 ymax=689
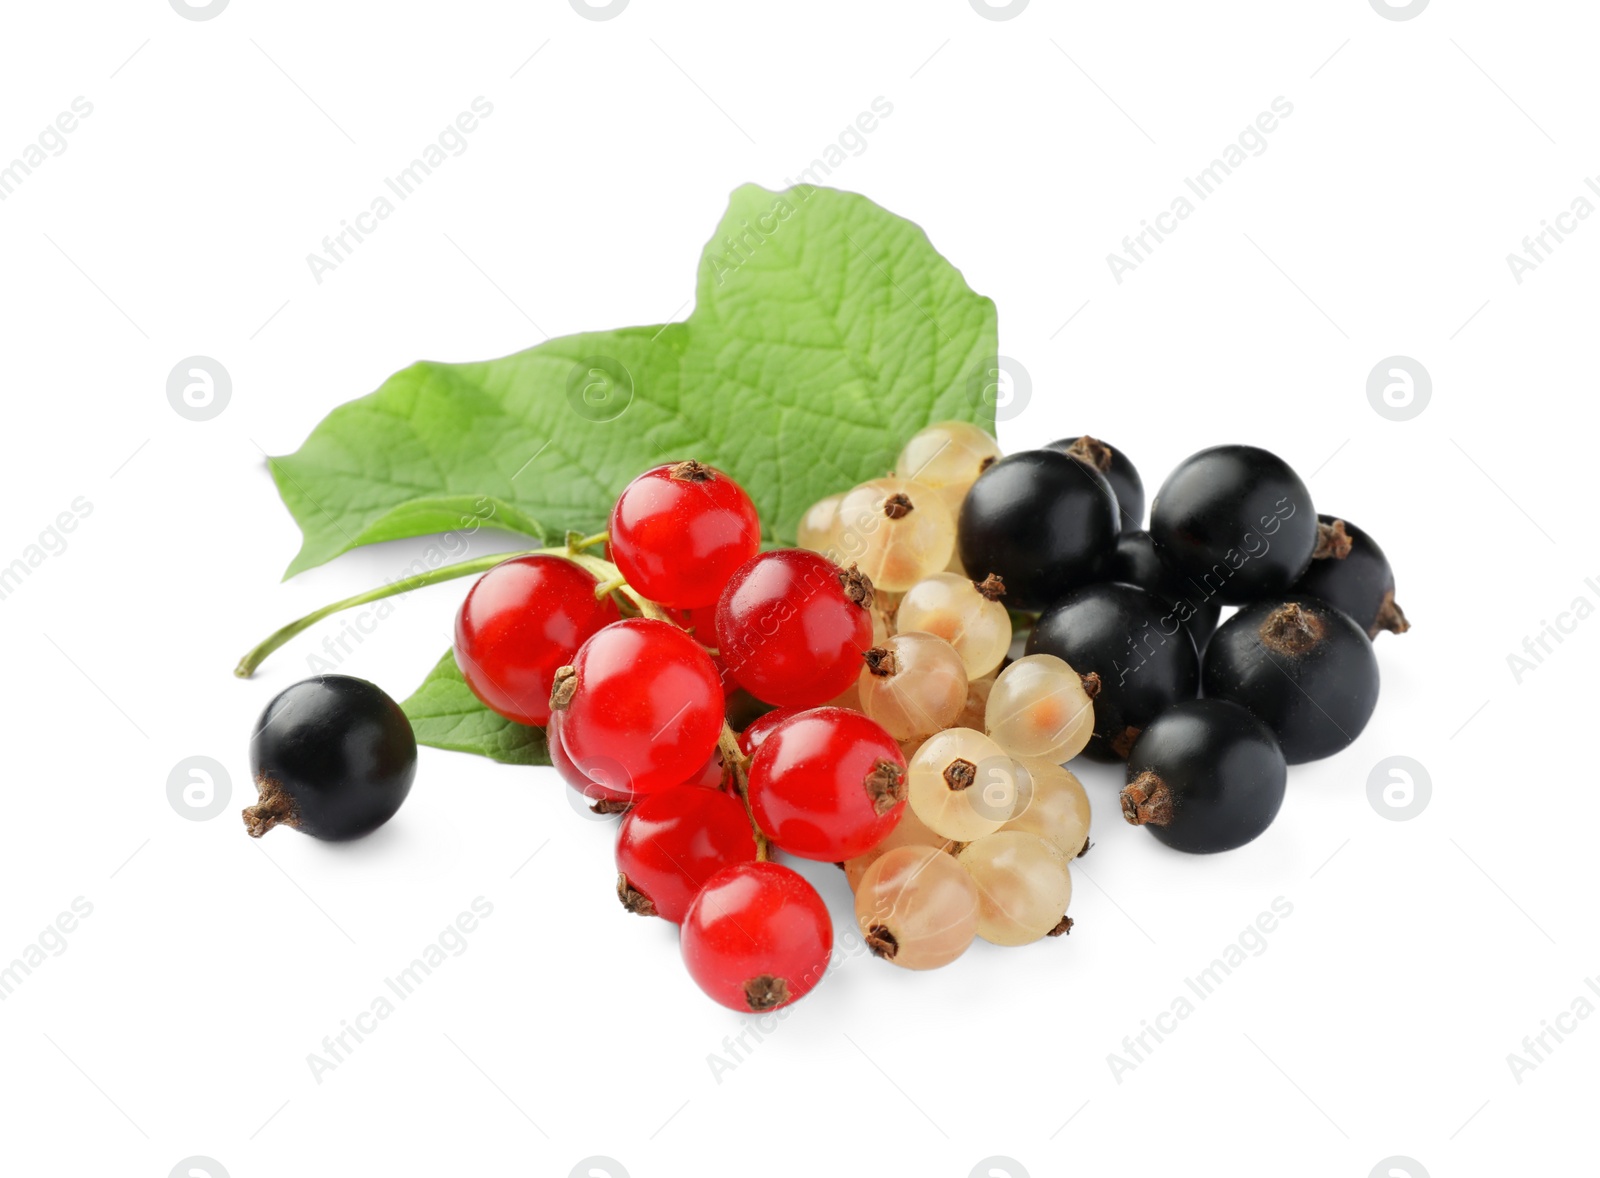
xmin=1259 ymin=603 xmax=1325 ymax=656
xmin=1109 ymin=725 xmax=1141 ymax=759
xmin=1067 ymin=435 xmax=1114 ymax=473
xmin=1121 ymin=771 xmax=1173 ymax=827
xmin=667 ymin=459 xmax=714 ymax=483
xmin=1376 ymin=591 xmax=1410 ymax=636
xmin=1313 ymin=518 xmax=1354 ymax=560
xmin=743 ymin=974 xmax=791 ymax=1012
xmin=549 ymin=665 xmax=578 ymax=711
xmin=866 ymin=924 xmax=899 ymax=959
xmin=944 ymin=758 xmax=977 ymax=791
xmin=242 ymin=777 xmax=299 ymax=838
xmin=863 ymin=647 xmax=898 ymax=677
xmin=838 ymin=563 xmax=876 ymax=609
xmin=617 ymin=875 xmax=657 ymax=917
xmin=864 ymin=758 xmax=907 ymax=815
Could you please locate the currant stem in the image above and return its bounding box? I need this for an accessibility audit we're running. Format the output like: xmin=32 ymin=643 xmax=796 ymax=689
xmin=719 ymin=722 xmax=770 ymax=861
xmin=234 ymin=545 xmax=623 ymax=678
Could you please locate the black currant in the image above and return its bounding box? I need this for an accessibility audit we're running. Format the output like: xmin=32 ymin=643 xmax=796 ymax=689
xmin=1098 ymin=530 xmax=1223 ymax=649
xmin=245 ymin=675 xmax=417 ymax=840
xmin=1122 ymin=699 xmax=1287 ymax=854
xmin=1201 ymin=598 xmax=1379 ymax=764
xmin=1045 ymin=435 xmax=1144 ymax=529
xmin=1293 ymin=515 xmax=1410 ymax=639
xmin=1026 ymin=582 xmax=1200 ymax=761
xmin=957 ymin=449 xmax=1118 ymax=611
xmin=1148 ymin=445 xmax=1317 ymax=605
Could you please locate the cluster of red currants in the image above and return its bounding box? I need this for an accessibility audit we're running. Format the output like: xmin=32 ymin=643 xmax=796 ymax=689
xmin=449 ymin=436 xmax=1092 ymax=1012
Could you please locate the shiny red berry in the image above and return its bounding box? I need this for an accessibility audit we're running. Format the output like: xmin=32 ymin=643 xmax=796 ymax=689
xmin=553 ymin=618 xmax=724 ymax=796
xmin=736 ymin=707 xmax=802 ymax=757
xmin=609 ymin=461 xmax=762 ymax=609
xmin=748 ymin=707 xmax=907 ymax=861
xmin=715 ymin=550 xmax=875 ymax=708
xmin=453 ymin=555 xmax=621 ymax=726
xmin=615 ymin=787 xmax=758 ymax=923
xmin=681 ymin=861 xmax=833 ymax=1012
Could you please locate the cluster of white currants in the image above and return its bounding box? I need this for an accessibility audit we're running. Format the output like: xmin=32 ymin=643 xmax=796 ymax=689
xmin=792 ymin=422 xmax=1101 ymax=971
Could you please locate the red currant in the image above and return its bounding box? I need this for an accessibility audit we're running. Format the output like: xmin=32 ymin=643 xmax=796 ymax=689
xmin=615 ymin=787 xmax=758 ymax=923
xmin=748 ymin=707 xmax=907 ymax=861
xmin=552 ymin=619 xmax=723 ymax=796
xmin=736 ymin=707 xmax=802 ymax=757
xmin=454 ymin=555 xmax=621 ymax=726
xmin=715 ymin=550 xmax=875 ymax=708
xmin=609 ymin=461 xmax=761 ymax=609
xmin=681 ymin=861 xmax=833 ymax=1012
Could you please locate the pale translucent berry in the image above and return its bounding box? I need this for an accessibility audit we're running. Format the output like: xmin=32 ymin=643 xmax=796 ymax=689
xmin=896 ymin=572 xmax=1012 ymax=679
xmin=797 ymin=492 xmax=843 ymax=554
xmin=856 ymin=846 xmax=980 ymax=970
xmin=844 ymin=799 xmax=950 ymax=890
xmin=907 ymin=728 xmax=1020 ymax=841
xmin=896 ymin=421 xmax=1003 ymax=518
xmin=858 ymin=632 xmax=967 ymax=741
xmin=959 ymin=831 xmax=1073 ymax=946
xmin=986 ymin=653 xmax=1096 ymax=762
xmin=1003 ymin=759 xmax=1091 ymax=858
xmin=834 ymin=478 xmax=955 ymax=592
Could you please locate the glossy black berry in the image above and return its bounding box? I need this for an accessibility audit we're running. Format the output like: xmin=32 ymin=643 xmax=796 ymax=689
xmin=245 ymin=675 xmax=417 ymax=840
xmin=1202 ymin=598 xmax=1379 ymax=765
xmin=958 ymin=449 xmax=1118 ymax=611
xmin=1098 ymin=530 xmax=1222 ymax=649
xmin=1148 ymin=445 xmax=1316 ymax=605
xmin=1293 ymin=516 xmax=1410 ymax=639
xmin=1027 ymin=582 xmax=1200 ymax=761
xmin=1045 ymin=435 xmax=1144 ymax=529
xmin=1122 ymin=699 xmax=1287 ymax=854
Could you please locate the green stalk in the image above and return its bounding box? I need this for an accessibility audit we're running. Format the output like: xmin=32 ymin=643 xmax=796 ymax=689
xmin=235 ymin=543 xmax=618 ymax=678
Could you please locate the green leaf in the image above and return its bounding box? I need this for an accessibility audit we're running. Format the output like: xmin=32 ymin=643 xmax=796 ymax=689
xmin=270 ymin=184 xmax=997 ymax=577
xmin=400 ymin=651 xmax=551 ymax=766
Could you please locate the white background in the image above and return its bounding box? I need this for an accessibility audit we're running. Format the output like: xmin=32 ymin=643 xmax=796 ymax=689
xmin=0 ymin=2 xmax=1593 ymax=1176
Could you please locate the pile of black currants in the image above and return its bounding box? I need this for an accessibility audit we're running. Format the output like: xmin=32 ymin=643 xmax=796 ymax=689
xmin=943 ymin=432 xmax=1407 ymax=853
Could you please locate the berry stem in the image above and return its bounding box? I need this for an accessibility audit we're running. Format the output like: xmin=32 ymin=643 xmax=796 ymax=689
xmin=234 ymin=545 xmax=624 ymax=678
xmin=718 ymin=722 xmax=770 ymax=861
xmin=565 ymin=529 xmax=610 ymax=553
